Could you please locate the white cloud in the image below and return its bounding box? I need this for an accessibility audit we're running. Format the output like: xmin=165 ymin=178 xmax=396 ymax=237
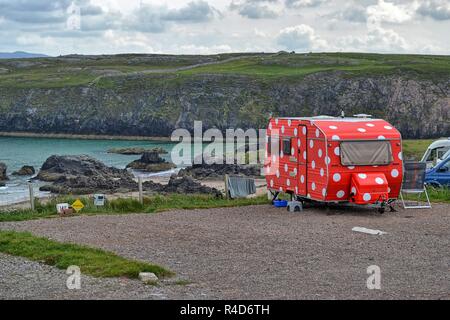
xmin=367 ymin=25 xmax=408 ymax=52
xmin=363 ymin=0 xmax=413 ymax=52
xmin=366 ymin=0 xmax=416 ymax=26
xmin=0 ymin=0 xmax=449 ymax=55
xmin=417 ymin=0 xmax=450 ymax=20
xmin=103 ymin=30 xmax=156 ymax=53
xmin=126 ymin=1 xmax=219 ymax=33
xmin=178 ymin=44 xmax=233 ymax=54
xmin=16 ymin=34 xmax=54 ymax=46
xmin=333 ymin=0 xmax=411 ymax=53
xmin=230 ymin=0 xmax=282 ymax=19
xmin=254 ymin=28 xmax=268 ymax=37
xmin=277 ymin=24 xmax=327 ymax=52
xmin=285 ymin=0 xmax=326 ymax=8
xmin=163 ymin=0 xmax=219 ymax=22
xmin=328 ymin=5 xmax=368 ymax=23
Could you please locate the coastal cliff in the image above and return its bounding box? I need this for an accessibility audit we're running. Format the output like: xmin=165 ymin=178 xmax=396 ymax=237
xmin=0 ymin=52 xmax=448 ymax=139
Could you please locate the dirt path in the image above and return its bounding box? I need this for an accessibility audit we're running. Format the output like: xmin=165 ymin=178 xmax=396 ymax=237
xmin=89 ymin=54 xmax=264 ymax=86
xmin=1 ymin=203 xmax=449 ymax=299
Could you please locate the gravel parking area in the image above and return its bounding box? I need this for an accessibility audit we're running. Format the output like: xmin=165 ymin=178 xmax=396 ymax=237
xmin=0 ymin=253 xmax=212 ymax=300
xmin=1 ymin=203 xmax=449 ymax=300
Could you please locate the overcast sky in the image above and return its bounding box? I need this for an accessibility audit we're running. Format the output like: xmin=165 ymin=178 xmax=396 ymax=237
xmin=0 ymin=0 xmax=449 ymax=55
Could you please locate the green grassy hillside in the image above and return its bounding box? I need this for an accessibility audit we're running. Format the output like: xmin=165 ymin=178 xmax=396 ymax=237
xmin=1 ymin=52 xmax=449 ymax=89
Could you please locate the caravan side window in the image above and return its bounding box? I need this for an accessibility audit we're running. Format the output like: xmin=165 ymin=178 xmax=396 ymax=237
xmin=268 ymin=136 xmax=279 ymax=156
xmin=282 ymin=138 xmax=292 ymax=156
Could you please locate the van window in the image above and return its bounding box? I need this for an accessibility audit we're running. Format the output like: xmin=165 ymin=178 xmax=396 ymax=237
xmin=267 ymin=136 xmax=271 ymax=155
xmin=340 ymin=141 xmax=393 ymax=166
xmin=282 ymin=138 xmax=292 ymax=156
xmin=439 ymin=160 xmax=450 ymax=172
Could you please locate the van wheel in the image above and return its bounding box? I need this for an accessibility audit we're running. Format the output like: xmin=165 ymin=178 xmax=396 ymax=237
xmin=378 ymin=207 xmax=385 ymax=214
xmin=428 ymin=182 xmax=441 ymax=189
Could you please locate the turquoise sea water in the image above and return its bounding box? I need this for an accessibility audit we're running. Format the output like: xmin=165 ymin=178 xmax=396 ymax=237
xmin=0 ymin=137 xmax=176 ymax=205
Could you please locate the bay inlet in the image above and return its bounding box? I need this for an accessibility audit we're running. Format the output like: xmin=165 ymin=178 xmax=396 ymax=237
xmin=0 ymin=136 xmax=176 ymax=205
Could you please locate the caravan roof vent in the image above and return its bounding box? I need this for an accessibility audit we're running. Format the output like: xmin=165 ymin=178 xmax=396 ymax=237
xmin=354 ymin=114 xmax=373 ymax=118
xmin=313 ymin=115 xmax=335 ymax=119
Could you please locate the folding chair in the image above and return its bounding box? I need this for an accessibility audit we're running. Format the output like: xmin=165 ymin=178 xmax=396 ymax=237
xmin=400 ymin=161 xmax=431 ymax=209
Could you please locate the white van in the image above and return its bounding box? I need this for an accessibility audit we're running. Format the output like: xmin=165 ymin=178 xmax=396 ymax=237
xmin=421 ymin=138 xmax=450 ymax=168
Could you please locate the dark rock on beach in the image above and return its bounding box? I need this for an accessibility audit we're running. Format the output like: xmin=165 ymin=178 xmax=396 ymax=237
xmin=38 ymin=155 xmax=137 ymax=194
xmin=40 ymin=175 xmax=138 ymax=195
xmin=36 ymin=154 xmax=221 ymax=196
xmin=163 ymin=176 xmax=221 ymax=197
xmin=0 ymin=162 xmax=8 ymax=181
xmin=12 ymin=165 xmax=35 ymax=176
xmin=142 ymin=175 xmax=222 ymax=198
xmin=40 ymin=173 xmax=222 ymax=197
xmin=126 ymin=151 xmax=176 ymax=173
xmin=108 ymin=146 xmax=168 ymax=155
xmin=37 ymin=155 xmax=133 ymax=182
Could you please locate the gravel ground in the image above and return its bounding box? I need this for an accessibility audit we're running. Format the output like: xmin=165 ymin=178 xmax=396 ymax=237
xmin=0 ymin=203 xmax=449 ymax=300
xmin=0 ymin=253 xmax=213 ymax=300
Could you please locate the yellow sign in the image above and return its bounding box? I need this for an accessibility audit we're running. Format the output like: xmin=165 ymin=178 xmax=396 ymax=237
xmin=71 ymin=199 xmax=85 ymax=213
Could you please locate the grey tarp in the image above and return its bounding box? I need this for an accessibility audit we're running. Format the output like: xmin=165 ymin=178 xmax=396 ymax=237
xmin=227 ymin=176 xmax=256 ymax=199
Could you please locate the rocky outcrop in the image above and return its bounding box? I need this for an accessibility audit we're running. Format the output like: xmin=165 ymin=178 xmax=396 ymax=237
xmin=40 ymin=175 xmax=137 ymax=195
xmin=142 ymin=175 xmax=222 ymax=197
xmin=0 ymin=71 xmax=448 ymax=139
xmin=127 ymin=151 xmax=176 ymax=172
xmin=179 ymin=163 xmax=262 ymax=180
xmin=37 ymin=155 xmax=132 ymax=182
xmin=158 ymin=175 xmax=222 ymax=197
xmin=108 ymin=146 xmax=168 ymax=155
xmin=40 ymin=173 xmax=221 ymax=196
xmin=37 ymin=155 xmax=220 ymax=196
xmin=38 ymin=155 xmax=137 ymax=194
xmin=0 ymin=162 xmax=8 ymax=182
xmin=12 ymin=165 xmax=35 ymax=176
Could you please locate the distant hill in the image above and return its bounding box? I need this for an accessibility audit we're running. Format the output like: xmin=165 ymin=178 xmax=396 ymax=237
xmin=0 ymin=51 xmax=49 ymax=59
xmin=0 ymin=52 xmax=448 ymax=138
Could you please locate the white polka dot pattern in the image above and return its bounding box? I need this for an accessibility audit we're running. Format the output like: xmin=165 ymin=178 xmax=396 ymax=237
xmin=264 ymin=119 xmax=402 ymax=203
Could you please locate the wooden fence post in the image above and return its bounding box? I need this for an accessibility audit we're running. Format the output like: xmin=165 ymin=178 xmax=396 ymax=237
xmin=138 ymin=176 xmax=143 ymax=204
xmin=28 ymin=183 xmax=35 ymax=211
xmin=224 ymin=174 xmax=229 ymax=199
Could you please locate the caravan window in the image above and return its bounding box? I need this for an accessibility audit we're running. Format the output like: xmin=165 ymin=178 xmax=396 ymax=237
xmin=267 ymin=136 xmax=279 ymax=156
xmin=340 ymin=141 xmax=393 ymax=166
xmin=282 ymin=138 xmax=292 ymax=156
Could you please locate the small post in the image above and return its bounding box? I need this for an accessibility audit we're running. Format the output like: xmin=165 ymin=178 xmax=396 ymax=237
xmin=138 ymin=176 xmax=143 ymax=205
xmin=224 ymin=174 xmax=229 ymax=199
xmin=28 ymin=182 xmax=35 ymax=211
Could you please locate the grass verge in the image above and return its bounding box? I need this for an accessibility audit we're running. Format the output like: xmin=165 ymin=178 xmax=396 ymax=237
xmin=0 ymin=230 xmax=172 ymax=278
xmin=402 ymin=139 xmax=434 ymax=160
xmin=0 ymin=194 xmax=270 ymax=222
xmin=420 ymin=187 xmax=450 ymax=203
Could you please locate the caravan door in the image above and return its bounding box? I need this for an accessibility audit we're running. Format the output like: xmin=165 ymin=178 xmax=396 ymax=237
xmin=297 ymin=125 xmax=308 ymax=195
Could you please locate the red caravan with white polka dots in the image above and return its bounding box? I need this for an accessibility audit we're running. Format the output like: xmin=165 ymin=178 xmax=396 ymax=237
xmin=265 ymin=117 xmax=403 ymax=205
